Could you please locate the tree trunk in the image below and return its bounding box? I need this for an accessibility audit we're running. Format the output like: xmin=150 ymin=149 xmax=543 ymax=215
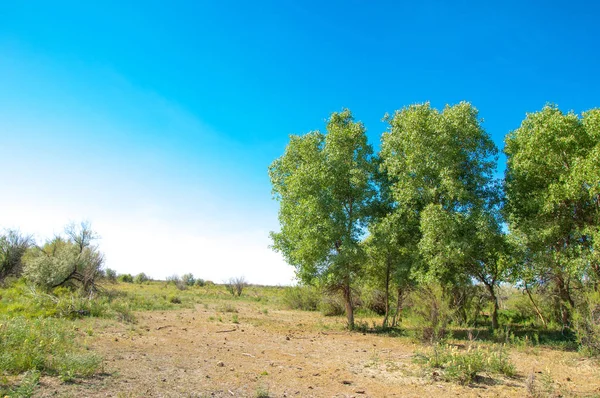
xmin=524 ymin=282 xmax=547 ymax=328
xmin=485 ymin=282 xmax=499 ymax=330
xmin=555 ymin=275 xmax=575 ymax=328
xmin=392 ymin=287 xmax=404 ymax=327
xmin=382 ymin=258 xmax=391 ymax=328
xmin=343 ymin=280 xmax=354 ymax=330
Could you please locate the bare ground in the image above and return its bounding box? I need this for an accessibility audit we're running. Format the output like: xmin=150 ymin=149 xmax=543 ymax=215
xmin=35 ymin=302 xmax=600 ymax=397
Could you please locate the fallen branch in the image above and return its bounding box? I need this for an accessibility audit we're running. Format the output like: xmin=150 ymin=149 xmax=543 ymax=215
xmin=156 ymin=325 xmax=175 ymax=330
xmin=216 ymin=328 xmax=237 ymax=333
xmin=242 ymin=353 xmax=255 ymax=358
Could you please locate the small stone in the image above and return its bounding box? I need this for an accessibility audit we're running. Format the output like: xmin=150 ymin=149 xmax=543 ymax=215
xmin=217 ymin=361 xmax=225 ymax=367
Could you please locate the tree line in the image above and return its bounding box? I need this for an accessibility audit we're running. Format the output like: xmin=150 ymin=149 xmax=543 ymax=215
xmin=269 ymin=102 xmax=600 ymax=337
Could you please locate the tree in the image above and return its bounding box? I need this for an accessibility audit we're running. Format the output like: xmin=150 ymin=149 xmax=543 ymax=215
xmin=381 ymin=102 xmax=504 ymax=327
xmin=505 ymin=105 xmax=599 ymax=326
xmin=269 ymin=109 xmax=377 ymax=329
xmin=0 ymin=229 xmax=33 ymax=282
xmin=225 ymin=276 xmax=247 ymax=297
xmin=23 ymin=222 xmax=104 ymax=293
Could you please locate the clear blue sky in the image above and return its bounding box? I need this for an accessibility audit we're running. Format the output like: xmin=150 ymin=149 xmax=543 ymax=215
xmin=1 ymin=1 xmax=598 ymax=284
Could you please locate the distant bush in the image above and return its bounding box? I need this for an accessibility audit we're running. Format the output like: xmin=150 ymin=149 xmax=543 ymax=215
xmin=134 ymin=273 xmax=149 ymax=284
xmin=320 ymin=294 xmax=346 ymax=316
xmin=283 ymin=285 xmax=321 ymax=311
xmin=225 ymin=276 xmax=247 ymax=297
xmin=165 ymin=275 xmax=188 ymax=290
xmin=168 ymin=295 xmax=182 ymax=304
xmin=0 ymin=229 xmax=33 ymax=282
xmin=118 ymin=274 xmax=134 ymax=283
xmin=181 ymin=273 xmax=195 ymax=286
xmin=104 ymin=268 xmax=117 ymax=283
xmin=195 ymin=278 xmax=206 ymax=287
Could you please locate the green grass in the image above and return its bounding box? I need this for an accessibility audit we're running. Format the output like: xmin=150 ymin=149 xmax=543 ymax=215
xmin=0 ymin=317 xmax=101 ymax=382
xmin=414 ymin=343 xmax=516 ymax=385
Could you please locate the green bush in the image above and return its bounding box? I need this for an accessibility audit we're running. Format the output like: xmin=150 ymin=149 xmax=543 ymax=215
xmin=181 ymin=273 xmax=195 ymax=286
xmin=320 ymin=294 xmax=345 ymax=316
xmin=104 ymin=268 xmax=117 ymax=283
xmin=282 ymin=285 xmax=321 ymax=311
xmin=195 ymin=278 xmax=206 ymax=287
xmin=414 ymin=343 xmax=516 ymax=385
xmin=408 ymin=284 xmax=454 ymax=343
xmin=134 ymin=272 xmax=149 ymax=284
xmin=117 ymin=274 xmax=133 ymax=283
xmin=573 ymin=291 xmax=600 ymax=357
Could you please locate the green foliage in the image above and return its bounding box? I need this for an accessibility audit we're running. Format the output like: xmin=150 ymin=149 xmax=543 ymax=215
xmin=573 ymin=291 xmax=600 ymax=356
xmin=408 ymin=284 xmax=454 ymax=343
xmin=282 ymin=285 xmax=321 ymax=311
xmin=505 ymin=105 xmax=600 ymax=326
xmin=23 ymin=222 xmax=104 ymax=293
xmin=134 ymin=272 xmax=149 ymax=284
xmin=414 ymin=343 xmax=516 ymax=385
xmin=0 ymin=316 xmax=101 ymax=378
xmin=0 ymin=229 xmax=33 ymax=282
xmin=104 ymin=268 xmax=117 ymax=283
xmin=117 ymin=273 xmax=133 ymax=283
xmin=181 ymin=273 xmax=195 ymax=286
xmin=269 ymin=109 xmax=377 ymax=328
xmin=319 ymin=294 xmax=346 ymax=317
xmin=194 ymin=278 xmax=206 ymax=287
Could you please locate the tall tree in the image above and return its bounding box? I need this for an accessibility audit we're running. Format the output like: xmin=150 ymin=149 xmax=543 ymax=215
xmin=381 ymin=102 xmax=503 ymax=326
xmin=505 ymin=105 xmax=600 ymax=325
xmin=269 ymin=110 xmax=376 ymax=329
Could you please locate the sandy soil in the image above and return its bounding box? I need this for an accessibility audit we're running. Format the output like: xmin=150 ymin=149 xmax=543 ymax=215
xmin=35 ymin=302 xmax=600 ymax=397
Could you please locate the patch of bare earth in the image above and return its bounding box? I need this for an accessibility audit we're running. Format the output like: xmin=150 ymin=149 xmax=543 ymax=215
xmin=36 ymin=303 xmax=600 ymax=397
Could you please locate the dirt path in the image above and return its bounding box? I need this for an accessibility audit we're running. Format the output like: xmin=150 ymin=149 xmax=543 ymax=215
xmin=36 ymin=302 xmax=600 ymax=397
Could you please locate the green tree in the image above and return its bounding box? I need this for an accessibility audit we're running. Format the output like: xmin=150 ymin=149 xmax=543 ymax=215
xmin=381 ymin=102 xmax=503 ymax=327
xmin=505 ymin=105 xmax=600 ymax=325
xmin=269 ymin=109 xmax=377 ymax=329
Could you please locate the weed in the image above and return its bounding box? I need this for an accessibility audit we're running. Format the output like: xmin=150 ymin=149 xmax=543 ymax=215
xmin=414 ymin=343 xmax=516 ymax=385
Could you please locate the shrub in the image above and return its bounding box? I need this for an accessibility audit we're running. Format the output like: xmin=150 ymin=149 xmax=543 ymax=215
xmin=217 ymin=303 xmax=238 ymax=313
xmin=573 ymin=291 xmax=600 ymax=357
xmin=117 ymin=274 xmax=134 ymax=283
xmin=225 ymin=276 xmax=247 ymax=297
xmin=364 ymin=289 xmax=388 ymax=316
xmin=104 ymin=268 xmax=117 ymax=283
xmin=282 ymin=285 xmax=321 ymax=311
xmin=134 ymin=272 xmax=149 ymax=284
xmin=320 ymin=294 xmax=345 ymax=316
xmin=195 ymin=278 xmax=206 ymax=287
xmin=181 ymin=273 xmax=195 ymax=286
xmin=414 ymin=343 xmax=516 ymax=385
xmin=22 ymin=222 xmax=104 ymax=294
xmin=0 ymin=229 xmax=33 ymax=282
xmin=408 ymin=284 xmax=454 ymax=343
xmin=168 ymin=295 xmax=182 ymax=304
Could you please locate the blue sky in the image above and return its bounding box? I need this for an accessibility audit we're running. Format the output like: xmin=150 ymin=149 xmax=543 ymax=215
xmin=1 ymin=1 xmax=598 ymax=284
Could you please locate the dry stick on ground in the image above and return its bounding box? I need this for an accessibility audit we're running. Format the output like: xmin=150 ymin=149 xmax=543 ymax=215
xmin=216 ymin=328 xmax=237 ymax=333
xmin=156 ymin=325 xmax=175 ymax=330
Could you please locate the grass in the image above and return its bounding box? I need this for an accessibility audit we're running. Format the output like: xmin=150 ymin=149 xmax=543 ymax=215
xmin=0 ymin=316 xmax=102 ymax=391
xmin=414 ymin=343 xmax=516 ymax=385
